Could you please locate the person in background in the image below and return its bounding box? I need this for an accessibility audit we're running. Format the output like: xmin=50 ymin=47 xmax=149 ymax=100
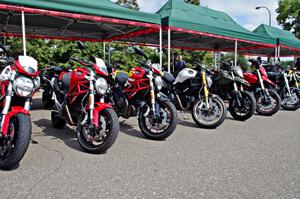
xmin=257 ymin=57 xmax=262 ymax=65
xmin=175 ymin=54 xmax=186 ymax=72
xmin=295 ymin=58 xmax=300 ymax=70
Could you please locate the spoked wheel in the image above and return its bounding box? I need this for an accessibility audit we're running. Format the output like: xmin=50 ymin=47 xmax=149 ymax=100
xmin=139 ymin=101 xmax=177 ymax=140
xmin=229 ymin=91 xmax=256 ymax=121
xmin=76 ymin=108 xmax=119 ymax=154
xmin=256 ymin=89 xmax=281 ymax=116
xmin=0 ymin=114 xmax=31 ymax=170
xmin=192 ymin=95 xmax=227 ymax=129
xmin=281 ymin=88 xmax=300 ymax=111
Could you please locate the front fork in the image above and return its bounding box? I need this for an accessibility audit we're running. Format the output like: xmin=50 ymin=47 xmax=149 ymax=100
xmin=201 ymin=71 xmax=209 ymax=108
xmin=148 ymin=71 xmax=157 ymax=116
xmin=257 ymin=70 xmax=269 ymax=97
xmin=283 ymin=73 xmax=292 ymax=97
xmin=88 ymin=73 xmax=95 ymax=125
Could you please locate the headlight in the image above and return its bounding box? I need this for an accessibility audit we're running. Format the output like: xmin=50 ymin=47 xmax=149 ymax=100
xmin=34 ymin=76 xmax=41 ymax=89
xmin=13 ymin=76 xmax=35 ymax=97
xmin=234 ymin=66 xmax=244 ymax=78
xmin=154 ymin=76 xmax=163 ymax=90
xmin=95 ymin=78 xmax=108 ymax=95
xmin=206 ymin=75 xmax=213 ymax=88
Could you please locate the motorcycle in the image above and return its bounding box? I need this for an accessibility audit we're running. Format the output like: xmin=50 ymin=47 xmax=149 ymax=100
xmin=40 ymin=66 xmax=70 ymax=108
xmin=211 ymin=61 xmax=256 ymax=121
xmin=162 ymin=64 xmax=227 ymax=129
xmin=0 ymin=43 xmax=40 ymax=169
xmin=243 ymin=59 xmax=281 ymax=116
xmin=49 ymin=42 xmax=119 ymax=153
xmin=108 ymin=47 xmax=177 ymax=140
xmin=266 ymin=65 xmax=300 ymax=111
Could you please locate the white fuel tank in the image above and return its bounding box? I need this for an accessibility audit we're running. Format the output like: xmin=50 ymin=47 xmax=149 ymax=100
xmin=174 ymin=68 xmax=197 ymax=84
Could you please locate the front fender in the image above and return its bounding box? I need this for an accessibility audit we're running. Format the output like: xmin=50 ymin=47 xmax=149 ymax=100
xmin=234 ymin=77 xmax=250 ymax=87
xmin=93 ymin=102 xmax=112 ymax=128
xmin=1 ymin=106 xmax=30 ymax=137
xmin=262 ymin=76 xmax=276 ymax=87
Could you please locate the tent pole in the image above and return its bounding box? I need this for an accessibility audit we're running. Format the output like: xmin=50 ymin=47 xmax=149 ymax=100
xmin=21 ymin=11 xmax=26 ymax=56
xmin=159 ymin=27 xmax=163 ymax=71
xmin=103 ymin=42 xmax=106 ymax=62
xmin=168 ymin=28 xmax=171 ymax=73
xmin=214 ymin=51 xmax=217 ymax=70
xmin=274 ymin=46 xmax=277 ymax=64
xmin=277 ymin=45 xmax=281 ymax=62
xmin=108 ymin=43 xmax=111 ymax=66
xmin=234 ymin=40 xmax=238 ymax=67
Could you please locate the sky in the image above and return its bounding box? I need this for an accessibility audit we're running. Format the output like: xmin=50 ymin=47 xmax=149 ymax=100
xmin=136 ymin=0 xmax=281 ymax=30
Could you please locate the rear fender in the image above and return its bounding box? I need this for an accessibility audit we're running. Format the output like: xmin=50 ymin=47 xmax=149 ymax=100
xmin=1 ymin=106 xmax=30 ymax=137
xmin=93 ymin=103 xmax=112 ymax=128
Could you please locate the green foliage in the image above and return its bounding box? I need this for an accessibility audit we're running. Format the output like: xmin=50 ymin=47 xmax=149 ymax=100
xmin=220 ymin=53 xmax=249 ymax=71
xmin=115 ymin=0 xmax=140 ymax=10
xmin=276 ymin=0 xmax=300 ymax=38
xmin=184 ymin=0 xmax=200 ymax=5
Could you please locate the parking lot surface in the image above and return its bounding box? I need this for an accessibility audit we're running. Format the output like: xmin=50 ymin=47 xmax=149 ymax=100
xmin=0 ymin=98 xmax=300 ymax=199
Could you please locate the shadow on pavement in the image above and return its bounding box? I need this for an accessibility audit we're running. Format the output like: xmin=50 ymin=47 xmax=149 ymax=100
xmin=119 ymin=120 xmax=146 ymax=139
xmin=32 ymin=119 xmax=84 ymax=153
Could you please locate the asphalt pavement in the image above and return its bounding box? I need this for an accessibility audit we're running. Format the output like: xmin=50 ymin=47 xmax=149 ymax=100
xmin=0 ymin=97 xmax=299 ymax=199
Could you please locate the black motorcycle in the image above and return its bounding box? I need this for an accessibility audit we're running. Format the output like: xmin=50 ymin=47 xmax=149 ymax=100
xmin=211 ymin=61 xmax=256 ymax=121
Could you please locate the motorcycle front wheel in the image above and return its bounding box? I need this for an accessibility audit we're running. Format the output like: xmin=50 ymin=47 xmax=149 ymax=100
xmin=139 ymin=101 xmax=178 ymax=140
xmin=192 ymin=95 xmax=227 ymax=129
xmin=76 ymin=108 xmax=119 ymax=154
xmin=0 ymin=114 xmax=31 ymax=170
xmin=229 ymin=91 xmax=256 ymax=121
xmin=256 ymin=89 xmax=281 ymax=116
xmin=281 ymin=88 xmax=300 ymax=111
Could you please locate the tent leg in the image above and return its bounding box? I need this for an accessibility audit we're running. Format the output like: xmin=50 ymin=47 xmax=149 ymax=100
xmin=21 ymin=11 xmax=26 ymax=56
xmin=277 ymin=45 xmax=281 ymax=62
xmin=234 ymin=40 xmax=238 ymax=67
xmin=274 ymin=46 xmax=277 ymax=64
xmin=103 ymin=42 xmax=106 ymax=62
xmin=168 ymin=28 xmax=171 ymax=73
xmin=159 ymin=27 xmax=162 ymax=71
xmin=108 ymin=43 xmax=111 ymax=66
xmin=214 ymin=51 xmax=217 ymax=70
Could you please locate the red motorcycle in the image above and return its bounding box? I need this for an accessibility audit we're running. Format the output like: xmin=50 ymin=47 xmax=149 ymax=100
xmin=108 ymin=47 xmax=177 ymax=140
xmin=48 ymin=42 xmax=119 ymax=153
xmin=0 ymin=44 xmax=40 ymax=169
xmin=243 ymin=59 xmax=281 ymax=116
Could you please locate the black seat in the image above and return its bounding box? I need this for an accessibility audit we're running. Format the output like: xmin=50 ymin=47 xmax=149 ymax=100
xmin=51 ymin=66 xmax=64 ymax=74
xmin=61 ymin=73 xmax=71 ymax=91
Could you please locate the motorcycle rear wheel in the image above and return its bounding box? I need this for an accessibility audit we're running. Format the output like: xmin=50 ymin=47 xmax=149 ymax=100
xmin=192 ymin=95 xmax=227 ymax=129
xmin=139 ymin=101 xmax=177 ymax=140
xmin=77 ymin=108 xmax=119 ymax=154
xmin=0 ymin=114 xmax=31 ymax=170
xmin=256 ymin=89 xmax=281 ymax=116
xmin=229 ymin=91 xmax=256 ymax=121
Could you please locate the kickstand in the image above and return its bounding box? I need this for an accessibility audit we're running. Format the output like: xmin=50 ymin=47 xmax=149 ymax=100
xmin=31 ymin=138 xmax=38 ymax=144
xmin=180 ymin=111 xmax=189 ymax=120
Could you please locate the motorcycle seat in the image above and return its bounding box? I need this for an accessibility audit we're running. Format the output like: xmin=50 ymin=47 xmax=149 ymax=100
xmin=51 ymin=66 xmax=64 ymax=74
xmin=61 ymin=73 xmax=71 ymax=91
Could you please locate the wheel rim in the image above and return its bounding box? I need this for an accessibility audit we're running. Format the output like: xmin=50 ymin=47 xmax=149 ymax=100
xmin=282 ymin=91 xmax=300 ymax=108
xmin=144 ymin=103 xmax=172 ymax=134
xmin=194 ymin=98 xmax=223 ymax=125
xmin=257 ymin=93 xmax=277 ymax=112
xmin=79 ymin=111 xmax=112 ymax=147
xmin=232 ymin=95 xmax=252 ymax=116
xmin=0 ymin=121 xmax=16 ymax=161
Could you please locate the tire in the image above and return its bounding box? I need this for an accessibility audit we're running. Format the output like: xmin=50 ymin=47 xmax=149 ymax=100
xmin=77 ymin=108 xmax=119 ymax=154
xmin=51 ymin=111 xmax=66 ymax=129
xmin=281 ymin=88 xmax=300 ymax=111
xmin=0 ymin=114 xmax=31 ymax=170
xmin=192 ymin=95 xmax=227 ymax=129
xmin=229 ymin=91 xmax=256 ymax=121
xmin=139 ymin=101 xmax=177 ymax=140
xmin=42 ymin=90 xmax=54 ymax=109
xmin=256 ymin=89 xmax=281 ymax=116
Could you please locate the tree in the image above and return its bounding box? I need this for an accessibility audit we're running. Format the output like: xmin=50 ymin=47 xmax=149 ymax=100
xmin=276 ymin=0 xmax=300 ymax=38
xmin=184 ymin=0 xmax=200 ymax=5
xmin=116 ymin=0 xmax=140 ymax=10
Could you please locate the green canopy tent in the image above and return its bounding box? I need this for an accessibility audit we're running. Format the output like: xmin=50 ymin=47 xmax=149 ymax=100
xmin=117 ymin=0 xmax=277 ymax=71
xmin=239 ymin=24 xmax=300 ymax=57
xmin=0 ymin=0 xmax=162 ymax=60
